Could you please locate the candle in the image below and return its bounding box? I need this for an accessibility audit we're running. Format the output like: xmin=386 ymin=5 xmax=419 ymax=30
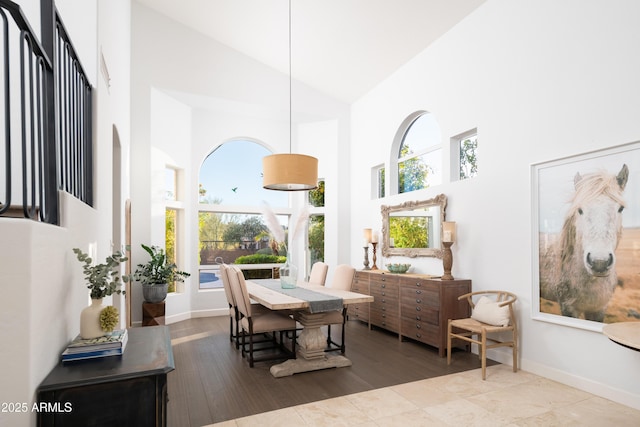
xmin=363 ymin=238 xmax=369 ymax=247
xmin=389 ymin=238 xmax=395 ymax=247
xmin=443 ymin=231 xmax=452 ymax=242
xmin=363 ymin=228 xmax=372 ymax=243
xmin=371 ymin=231 xmax=378 ymax=243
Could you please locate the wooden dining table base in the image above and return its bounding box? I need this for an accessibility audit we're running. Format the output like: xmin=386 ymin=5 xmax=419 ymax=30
xmin=269 ymin=311 xmax=352 ymax=378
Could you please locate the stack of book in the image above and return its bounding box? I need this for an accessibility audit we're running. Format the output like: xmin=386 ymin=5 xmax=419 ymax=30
xmin=61 ymin=329 xmax=128 ymax=362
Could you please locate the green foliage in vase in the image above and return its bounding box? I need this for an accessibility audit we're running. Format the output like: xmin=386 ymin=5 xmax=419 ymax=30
xmin=99 ymin=306 xmax=119 ymax=332
xmin=73 ymin=248 xmax=130 ymax=299
xmin=134 ymin=244 xmax=190 ymax=286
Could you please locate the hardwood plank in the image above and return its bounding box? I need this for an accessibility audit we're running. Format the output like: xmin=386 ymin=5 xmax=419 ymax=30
xmin=166 ymin=316 xmax=495 ymax=425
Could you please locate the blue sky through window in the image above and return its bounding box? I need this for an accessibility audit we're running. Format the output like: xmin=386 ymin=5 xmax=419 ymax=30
xmin=199 ymin=140 xmax=287 ymax=207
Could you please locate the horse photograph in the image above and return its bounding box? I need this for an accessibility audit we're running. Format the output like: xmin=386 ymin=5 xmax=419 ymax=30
xmin=534 ymin=143 xmax=640 ymax=327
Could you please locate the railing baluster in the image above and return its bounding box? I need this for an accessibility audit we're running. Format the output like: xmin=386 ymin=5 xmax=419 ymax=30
xmin=0 ymin=0 xmax=93 ymax=223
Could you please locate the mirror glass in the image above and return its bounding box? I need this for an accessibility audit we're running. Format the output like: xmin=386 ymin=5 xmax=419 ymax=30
xmin=381 ymin=194 xmax=447 ymax=258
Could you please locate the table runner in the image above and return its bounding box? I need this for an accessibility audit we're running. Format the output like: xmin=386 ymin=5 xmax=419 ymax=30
xmin=258 ymin=281 xmax=343 ymax=313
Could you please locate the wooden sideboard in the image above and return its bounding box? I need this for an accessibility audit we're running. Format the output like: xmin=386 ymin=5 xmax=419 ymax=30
xmin=349 ymin=270 xmax=471 ymax=357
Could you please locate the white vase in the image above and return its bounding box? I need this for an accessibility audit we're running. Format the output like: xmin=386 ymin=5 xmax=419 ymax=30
xmin=80 ymin=298 xmax=105 ymax=339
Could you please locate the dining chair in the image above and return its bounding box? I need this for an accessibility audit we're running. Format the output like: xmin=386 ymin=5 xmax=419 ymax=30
xmin=219 ymin=264 xmax=238 ymax=344
xmin=228 ymin=267 xmax=297 ymax=367
xmin=447 ymin=290 xmax=518 ymax=380
xmin=324 ymin=264 xmax=355 ymax=353
xmin=308 ymin=262 xmax=329 ymax=286
xmin=220 ymin=264 xmax=271 ymax=349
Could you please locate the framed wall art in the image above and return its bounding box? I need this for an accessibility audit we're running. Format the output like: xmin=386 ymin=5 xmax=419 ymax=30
xmin=531 ymin=141 xmax=640 ymax=331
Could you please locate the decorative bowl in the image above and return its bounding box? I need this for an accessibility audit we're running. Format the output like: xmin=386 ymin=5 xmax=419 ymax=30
xmin=386 ymin=263 xmax=411 ymax=274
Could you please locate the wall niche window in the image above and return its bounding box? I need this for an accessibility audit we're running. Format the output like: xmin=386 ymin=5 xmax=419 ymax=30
xmin=390 ymin=111 xmax=442 ymax=195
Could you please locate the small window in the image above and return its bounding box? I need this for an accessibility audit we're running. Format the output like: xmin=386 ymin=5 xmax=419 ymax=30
xmin=397 ymin=113 xmax=442 ymax=193
xmin=452 ymin=129 xmax=478 ymax=181
xmin=308 ymin=180 xmax=325 ymax=207
xmin=165 ymin=167 xmax=177 ymax=201
xmin=372 ymin=165 xmax=385 ymax=199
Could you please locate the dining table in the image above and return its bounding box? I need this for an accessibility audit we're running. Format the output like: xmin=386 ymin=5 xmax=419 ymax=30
xmin=245 ymin=278 xmax=374 ymax=377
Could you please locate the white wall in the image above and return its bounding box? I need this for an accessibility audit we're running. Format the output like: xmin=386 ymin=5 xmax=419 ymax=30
xmin=350 ymin=0 xmax=640 ymax=409
xmin=0 ymin=2 xmax=132 ymax=425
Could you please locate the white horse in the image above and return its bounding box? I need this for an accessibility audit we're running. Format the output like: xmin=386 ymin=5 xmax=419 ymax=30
xmin=540 ymin=164 xmax=628 ymax=322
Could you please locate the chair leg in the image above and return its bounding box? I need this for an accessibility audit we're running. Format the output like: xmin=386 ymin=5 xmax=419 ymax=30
xmin=447 ymin=319 xmax=452 ymax=365
xmin=248 ymin=323 xmax=255 ymax=368
xmin=340 ymin=308 xmax=347 ymax=354
xmin=481 ymin=331 xmax=487 ymax=380
xmin=512 ymin=331 xmax=518 ymax=372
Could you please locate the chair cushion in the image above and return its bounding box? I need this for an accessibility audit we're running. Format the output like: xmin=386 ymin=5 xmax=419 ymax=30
xmin=241 ymin=312 xmax=296 ymax=334
xmin=471 ymin=296 xmax=510 ymax=326
xmin=323 ymin=310 xmax=344 ymax=324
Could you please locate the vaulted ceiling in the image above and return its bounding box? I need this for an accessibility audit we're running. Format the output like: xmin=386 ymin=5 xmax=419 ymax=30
xmin=135 ymin=0 xmax=486 ymax=104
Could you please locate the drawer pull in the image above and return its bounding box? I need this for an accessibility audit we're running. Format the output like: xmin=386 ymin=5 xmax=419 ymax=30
xmin=381 ymin=284 xmax=386 ymax=288
xmin=416 ymin=282 xmax=421 ymax=287
xmin=382 ymin=307 xmax=386 ymax=311
xmin=416 ymin=299 xmax=422 ymax=303
xmin=382 ymin=314 xmax=386 ymax=318
xmin=382 ymin=299 xmax=386 ymax=303
xmin=416 ymin=307 xmax=421 ymax=311
xmin=416 ymin=333 xmax=422 ymax=338
xmin=382 ymin=292 xmax=386 ymax=296
xmin=416 ymin=290 xmax=422 ymax=294
xmin=416 ymin=315 xmax=421 ymax=321
xmin=416 ymin=324 xmax=421 ymax=329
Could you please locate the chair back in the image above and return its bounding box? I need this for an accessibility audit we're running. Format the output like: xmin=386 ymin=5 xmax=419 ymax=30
xmin=462 ymin=290 xmax=517 ymax=327
xmin=228 ymin=267 xmax=252 ymax=318
xmin=329 ymin=264 xmax=355 ymax=290
xmin=308 ymin=262 xmax=329 ymax=285
xmin=219 ymin=264 xmax=236 ymax=307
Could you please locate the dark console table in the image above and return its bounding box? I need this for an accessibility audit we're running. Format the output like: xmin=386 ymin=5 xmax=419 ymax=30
xmin=37 ymin=325 xmax=174 ymax=427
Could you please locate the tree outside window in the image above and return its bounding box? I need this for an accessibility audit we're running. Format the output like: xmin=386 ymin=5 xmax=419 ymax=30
xmin=459 ymin=134 xmax=478 ymax=180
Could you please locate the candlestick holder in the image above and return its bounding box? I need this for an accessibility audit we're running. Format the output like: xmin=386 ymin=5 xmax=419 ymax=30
xmin=371 ymin=242 xmax=379 ymax=270
xmin=441 ymin=241 xmax=454 ymax=280
xmin=362 ymin=245 xmax=370 ymax=270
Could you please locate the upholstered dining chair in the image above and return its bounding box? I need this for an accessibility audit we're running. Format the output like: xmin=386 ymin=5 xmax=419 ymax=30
xmin=219 ymin=264 xmax=238 ymax=344
xmin=324 ymin=264 xmax=356 ymax=353
xmin=447 ymin=290 xmax=518 ymax=380
xmin=228 ymin=266 xmax=297 ymax=367
xmin=220 ymin=264 xmax=271 ymax=349
xmin=308 ymin=262 xmax=329 ymax=286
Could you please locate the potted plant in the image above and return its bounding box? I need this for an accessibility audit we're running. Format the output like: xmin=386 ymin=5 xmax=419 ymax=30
xmin=134 ymin=244 xmax=190 ymax=303
xmin=73 ymin=248 xmax=130 ymax=339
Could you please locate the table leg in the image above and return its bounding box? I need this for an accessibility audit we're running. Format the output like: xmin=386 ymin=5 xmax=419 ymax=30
xmin=269 ymin=311 xmax=352 ymax=378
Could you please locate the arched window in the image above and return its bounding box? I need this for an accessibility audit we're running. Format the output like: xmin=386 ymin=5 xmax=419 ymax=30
xmin=198 ymin=139 xmax=288 ymax=289
xmin=199 ymin=139 xmax=286 ymax=207
xmin=389 ymin=112 xmax=442 ymax=195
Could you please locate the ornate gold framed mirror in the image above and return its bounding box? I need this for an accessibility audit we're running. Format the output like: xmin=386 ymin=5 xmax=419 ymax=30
xmin=381 ymin=194 xmax=447 ymax=258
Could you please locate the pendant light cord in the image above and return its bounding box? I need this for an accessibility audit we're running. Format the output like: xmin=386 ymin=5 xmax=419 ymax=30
xmin=288 ymin=0 xmax=292 ymax=154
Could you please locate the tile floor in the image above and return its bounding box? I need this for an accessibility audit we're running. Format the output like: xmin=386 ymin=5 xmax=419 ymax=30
xmin=208 ymin=365 xmax=640 ymax=426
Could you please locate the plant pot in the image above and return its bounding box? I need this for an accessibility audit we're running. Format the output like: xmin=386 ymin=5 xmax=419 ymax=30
xmin=142 ymin=283 xmax=168 ymax=303
xmin=80 ymin=298 xmax=105 ymax=339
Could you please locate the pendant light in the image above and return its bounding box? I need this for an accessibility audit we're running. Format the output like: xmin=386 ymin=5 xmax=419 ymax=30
xmin=262 ymin=0 xmax=318 ymax=191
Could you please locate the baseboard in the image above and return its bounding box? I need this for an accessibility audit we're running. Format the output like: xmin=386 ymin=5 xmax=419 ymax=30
xmin=483 ymin=347 xmax=640 ymax=411
xmin=132 ymin=309 xmax=227 ymax=327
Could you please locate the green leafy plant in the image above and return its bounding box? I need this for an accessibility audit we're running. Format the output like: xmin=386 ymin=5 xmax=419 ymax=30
xmin=99 ymin=306 xmax=119 ymax=332
xmin=134 ymin=244 xmax=190 ymax=286
xmin=73 ymin=248 xmax=129 ymax=299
